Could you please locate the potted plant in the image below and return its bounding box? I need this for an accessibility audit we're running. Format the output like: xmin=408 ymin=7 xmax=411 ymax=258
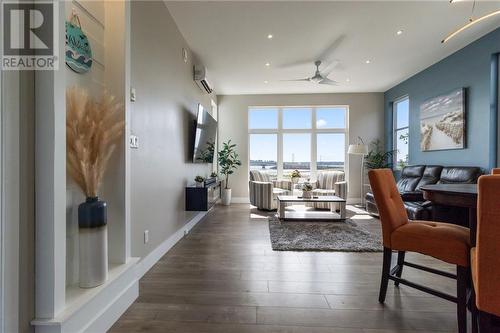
xmin=290 ymin=169 xmax=301 ymax=184
xmin=195 ymin=175 xmax=205 ymax=187
xmin=301 ymin=182 xmax=313 ymax=198
xmin=365 ymin=139 xmax=395 ymax=170
xmin=210 ymin=172 xmax=218 ymax=181
xmin=66 ymin=87 xmax=124 ymax=288
xmin=218 ymin=140 xmax=241 ymax=205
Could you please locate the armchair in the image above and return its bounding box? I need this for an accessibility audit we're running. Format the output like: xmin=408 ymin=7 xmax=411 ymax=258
xmin=309 ymin=170 xmax=347 ymax=211
xmin=249 ymin=170 xmax=292 ymax=210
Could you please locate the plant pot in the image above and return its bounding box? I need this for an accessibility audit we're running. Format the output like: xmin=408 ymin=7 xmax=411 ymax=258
xmin=78 ymin=197 xmax=108 ymax=288
xmin=221 ymin=188 xmax=232 ymax=205
xmin=291 ymin=177 xmax=299 ymax=184
xmin=302 ymin=191 xmax=312 ymax=199
xmin=196 ymin=181 xmax=204 ymax=188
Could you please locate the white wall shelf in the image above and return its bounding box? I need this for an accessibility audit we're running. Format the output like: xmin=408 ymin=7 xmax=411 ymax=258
xmin=32 ymin=258 xmax=139 ymax=333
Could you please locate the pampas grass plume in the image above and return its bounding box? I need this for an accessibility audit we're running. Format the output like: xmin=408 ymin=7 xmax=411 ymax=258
xmin=66 ymin=86 xmax=125 ymax=197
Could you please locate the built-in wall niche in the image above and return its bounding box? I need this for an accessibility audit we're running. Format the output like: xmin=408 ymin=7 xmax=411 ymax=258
xmin=65 ymin=0 xmax=129 ymax=282
xmin=33 ymin=1 xmax=135 ymax=331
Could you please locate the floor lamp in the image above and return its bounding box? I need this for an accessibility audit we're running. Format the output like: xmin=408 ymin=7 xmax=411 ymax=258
xmin=348 ymin=141 xmax=369 ymax=206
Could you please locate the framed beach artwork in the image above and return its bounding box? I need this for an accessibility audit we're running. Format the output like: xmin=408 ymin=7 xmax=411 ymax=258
xmin=420 ymin=88 xmax=466 ymax=151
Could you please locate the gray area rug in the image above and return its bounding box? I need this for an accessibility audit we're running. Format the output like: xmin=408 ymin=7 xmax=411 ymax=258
xmin=268 ymin=215 xmax=382 ymax=252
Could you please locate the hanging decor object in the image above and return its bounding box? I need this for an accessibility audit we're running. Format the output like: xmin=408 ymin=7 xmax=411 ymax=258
xmin=442 ymin=1 xmax=500 ymax=43
xmin=66 ymin=12 xmax=93 ymax=73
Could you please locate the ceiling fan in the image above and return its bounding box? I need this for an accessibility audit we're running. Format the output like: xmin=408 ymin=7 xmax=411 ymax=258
xmin=283 ymin=60 xmax=339 ymax=86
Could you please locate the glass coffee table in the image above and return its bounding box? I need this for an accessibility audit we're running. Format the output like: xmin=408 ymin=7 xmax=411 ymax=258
xmin=277 ymin=195 xmax=346 ymax=221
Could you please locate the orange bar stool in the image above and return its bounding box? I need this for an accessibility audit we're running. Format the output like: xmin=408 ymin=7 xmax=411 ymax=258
xmin=491 ymin=168 xmax=500 ymax=175
xmin=472 ymin=175 xmax=500 ymax=332
xmin=369 ymin=169 xmax=471 ymax=333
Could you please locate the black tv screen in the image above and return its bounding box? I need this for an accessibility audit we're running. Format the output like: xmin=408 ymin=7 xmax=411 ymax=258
xmin=193 ymin=104 xmax=217 ymax=163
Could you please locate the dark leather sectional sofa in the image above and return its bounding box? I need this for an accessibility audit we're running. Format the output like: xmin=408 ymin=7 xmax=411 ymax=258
xmin=365 ymin=165 xmax=482 ymax=222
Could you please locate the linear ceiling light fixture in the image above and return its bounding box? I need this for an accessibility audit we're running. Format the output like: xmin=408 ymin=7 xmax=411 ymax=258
xmin=442 ymin=1 xmax=500 ymax=43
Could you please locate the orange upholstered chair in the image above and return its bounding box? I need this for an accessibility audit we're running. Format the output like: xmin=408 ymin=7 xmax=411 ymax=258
xmin=369 ymin=169 xmax=471 ymax=333
xmin=471 ymin=175 xmax=500 ymax=332
xmin=491 ymin=168 xmax=500 ymax=175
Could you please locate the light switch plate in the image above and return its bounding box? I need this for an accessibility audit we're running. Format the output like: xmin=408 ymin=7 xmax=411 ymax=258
xmin=129 ymin=135 xmax=139 ymax=149
xmin=130 ymin=87 xmax=136 ymax=102
xmin=144 ymin=230 xmax=149 ymax=244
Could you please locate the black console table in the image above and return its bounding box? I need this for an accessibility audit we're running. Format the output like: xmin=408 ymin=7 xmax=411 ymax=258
xmin=185 ymin=179 xmax=221 ymax=211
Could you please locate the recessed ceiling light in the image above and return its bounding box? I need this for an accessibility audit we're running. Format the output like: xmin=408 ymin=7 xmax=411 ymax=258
xmin=267 ymin=34 xmax=273 ymax=39
xmin=265 ymin=62 xmax=270 ymax=67
xmin=396 ymin=30 xmax=403 ymax=36
xmin=264 ymin=80 xmax=269 ymax=84
xmin=365 ymin=60 xmax=371 ymax=64
xmin=346 ymin=78 xmax=351 ymax=82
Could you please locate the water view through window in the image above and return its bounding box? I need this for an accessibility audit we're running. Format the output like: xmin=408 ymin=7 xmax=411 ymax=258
xmin=283 ymin=133 xmax=311 ymax=178
xmin=248 ymin=106 xmax=347 ymax=180
xmin=249 ymin=134 xmax=277 ymax=178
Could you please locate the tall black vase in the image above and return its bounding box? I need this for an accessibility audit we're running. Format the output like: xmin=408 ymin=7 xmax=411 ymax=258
xmin=78 ymin=197 xmax=108 ymax=288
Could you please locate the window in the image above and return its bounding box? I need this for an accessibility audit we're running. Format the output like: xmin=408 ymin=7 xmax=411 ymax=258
xmin=283 ymin=133 xmax=311 ymax=179
xmin=249 ymin=108 xmax=278 ymax=129
xmin=317 ymin=133 xmax=345 ymax=171
xmin=316 ymin=107 xmax=346 ymax=129
xmin=249 ymin=134 xmax=277 ymax=178
xmin=393 ymin=97 xmax=409 ymax=169
xmin=248 ymin=106 xmax=348 ymax=181
xmin=283 ymin=108 xmax=312 ymax=129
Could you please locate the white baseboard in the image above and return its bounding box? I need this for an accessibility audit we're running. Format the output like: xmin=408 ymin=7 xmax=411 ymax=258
xmin=137 ymin=210 xmax=208 ymax=277
xmin=79 ymin=267 xmax=139 ymax=333
xmin=231 ymin=197 xmax=250 ymax=204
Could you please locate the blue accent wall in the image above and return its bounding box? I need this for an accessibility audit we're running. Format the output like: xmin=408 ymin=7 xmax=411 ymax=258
xmin=385 ymin=27 xmax=500 ymax=170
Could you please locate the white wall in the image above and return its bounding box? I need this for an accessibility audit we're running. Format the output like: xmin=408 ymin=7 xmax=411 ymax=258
xmin=130 ymin=1 xmax=216 ymax=258
xmin=217 ymin=93 xmax=384 ymax=201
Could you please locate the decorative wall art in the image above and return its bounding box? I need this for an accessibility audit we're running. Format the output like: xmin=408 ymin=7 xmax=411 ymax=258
xmin=65 ymin=13 xmax=93 ymax=73
xmin=420 ymin=88 xmax=466 ymax=151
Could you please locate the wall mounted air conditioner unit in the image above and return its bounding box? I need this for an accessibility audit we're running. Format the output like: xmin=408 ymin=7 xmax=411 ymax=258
xmin=194 ymin=65 xmax=213 ymax=94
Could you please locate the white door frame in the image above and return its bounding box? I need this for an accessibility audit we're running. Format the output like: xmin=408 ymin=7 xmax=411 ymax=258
xmin=0 ymin=47 xmax=4 ymax=333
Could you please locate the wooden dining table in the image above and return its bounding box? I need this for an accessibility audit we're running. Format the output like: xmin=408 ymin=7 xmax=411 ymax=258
xmin=420 ymin=183 xmax=478 ymax=245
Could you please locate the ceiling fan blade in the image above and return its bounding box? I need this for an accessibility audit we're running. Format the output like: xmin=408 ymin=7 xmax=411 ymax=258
xmin=321 ymin=59 xmax=340 ymax=78
xmin=318 ymin=77 xmax=339 ymax=86
xmin=277 ymin=60 xmax=314 ymax=69
xmin=317 ymin=34 xmax=345 ymax=64
xmin=278 ymin=34 xmax=345 ymax=69
xmin=280 ymin=78 xmax=311 ymax=82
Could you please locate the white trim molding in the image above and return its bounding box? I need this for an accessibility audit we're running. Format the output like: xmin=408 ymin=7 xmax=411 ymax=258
xmin=32 ymin=258 xmax=139 ymax=333
xmin=1 ymin=64 xmax=21 ymax=333
xmin=138 ymin=211 xmax=208 ymax=276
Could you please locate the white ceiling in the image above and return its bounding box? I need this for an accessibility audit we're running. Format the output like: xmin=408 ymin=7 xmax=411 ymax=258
xmin=165 ymin=1 xmax=500 ymax=95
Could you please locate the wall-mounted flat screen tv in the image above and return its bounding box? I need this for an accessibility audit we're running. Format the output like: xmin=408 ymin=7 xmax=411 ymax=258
xmin=193 ymin=104 xmax=217 ymax=163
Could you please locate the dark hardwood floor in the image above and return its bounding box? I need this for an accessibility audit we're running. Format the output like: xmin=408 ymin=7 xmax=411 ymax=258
xmin=110 ymin=204 xmax=459 ymax=333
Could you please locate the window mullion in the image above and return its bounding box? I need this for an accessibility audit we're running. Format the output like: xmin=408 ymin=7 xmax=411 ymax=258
xmin=311 ymin=108 xmax=317 ymax=181
xmin=277 ymin=108 xmax=283 ymax=179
